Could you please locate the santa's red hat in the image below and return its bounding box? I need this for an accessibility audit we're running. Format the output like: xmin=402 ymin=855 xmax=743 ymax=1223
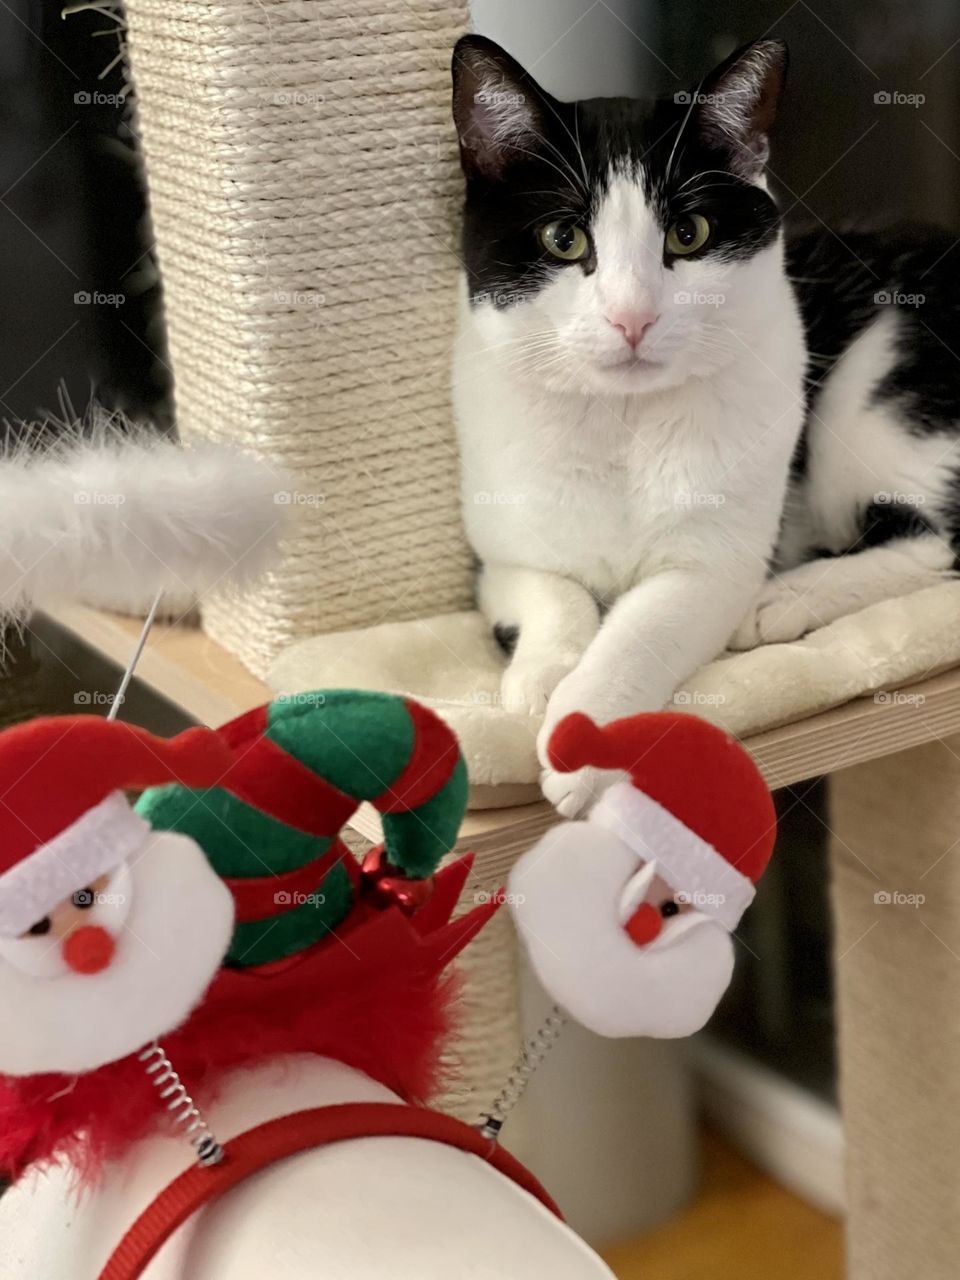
xmin=548 ymin=711 xmax=776 ymax=931
xmin=0 ymin=717 xmax=233 ymax=938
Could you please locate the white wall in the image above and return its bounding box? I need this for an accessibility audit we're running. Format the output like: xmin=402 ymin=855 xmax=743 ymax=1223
xmin=467 ymin=0 xmax=659 ymax=99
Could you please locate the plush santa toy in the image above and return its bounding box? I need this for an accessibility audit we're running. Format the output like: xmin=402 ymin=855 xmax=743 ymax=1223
xmin=509 ymin=710 xmax=777 ymax=1039
xmin=0 ymin=718 xmax=237 ymax=1078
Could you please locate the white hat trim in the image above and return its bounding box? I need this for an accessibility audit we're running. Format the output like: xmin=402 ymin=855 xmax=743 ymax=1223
xmin=591 ymin=782 xmax=755 ymax=932
xmin=0 ymin=791 xmax=150 ymax=938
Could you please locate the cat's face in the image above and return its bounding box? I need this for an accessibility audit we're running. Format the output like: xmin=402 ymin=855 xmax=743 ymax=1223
xmin=453 ymin=37 xmax=787 ymax=396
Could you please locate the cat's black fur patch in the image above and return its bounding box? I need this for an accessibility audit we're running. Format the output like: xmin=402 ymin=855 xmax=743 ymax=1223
xmin=492 ymin=622 xmax=519 ymax=658
xmin=788 ymin=224 xmax=960 ymax=437
xmin=453 ymin=37 xmax=782 ymax=308
xmin=788 ymin=223 xmax=960 ymax=561
xmin=813 ymin=501 xmax=934 ymax=558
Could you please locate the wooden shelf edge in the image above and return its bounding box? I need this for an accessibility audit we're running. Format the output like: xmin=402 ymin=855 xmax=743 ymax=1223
xmin=43 ymin=606 xmax=960 ymax=840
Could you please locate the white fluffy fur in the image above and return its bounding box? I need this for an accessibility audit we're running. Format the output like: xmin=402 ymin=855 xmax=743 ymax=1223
xmin=0 ymin=420 xmax=289 ymax=623
xmin=455 ymin=168 xmax=806 ymax=816
xmin=510 ymin=823 xmax=735 ymax=1038
xmin=0 ymin=832 xmax=233 ymax=1076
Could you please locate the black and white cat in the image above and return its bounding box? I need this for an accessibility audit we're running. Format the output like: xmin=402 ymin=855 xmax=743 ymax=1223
xmin=451 ymin=36 xmax=959 ymax=817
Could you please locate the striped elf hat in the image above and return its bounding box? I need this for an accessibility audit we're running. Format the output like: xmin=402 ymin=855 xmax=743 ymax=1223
xmin=136 ymin=690 xmax=468 ymax=969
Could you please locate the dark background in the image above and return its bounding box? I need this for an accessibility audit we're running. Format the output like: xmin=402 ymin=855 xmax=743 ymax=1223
xmin=2 ymin=1 xmax=959 ymax=433
xmin=0 ymin=0 xmax=169 ymax=437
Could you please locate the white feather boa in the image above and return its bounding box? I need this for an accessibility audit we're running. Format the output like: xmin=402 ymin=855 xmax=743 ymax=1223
xmin=0 ymin=420 xmax=289 ymax=622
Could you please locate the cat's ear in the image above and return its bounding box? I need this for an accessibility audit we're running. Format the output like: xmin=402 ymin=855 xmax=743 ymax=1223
xmin=452 ymin=35 xmax=557 ymax=181
xmin=695 ymin=40 xmax=787 ymax=179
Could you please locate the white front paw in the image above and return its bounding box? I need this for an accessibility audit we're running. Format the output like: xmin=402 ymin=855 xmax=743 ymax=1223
xmin=500 ymin=654 xmax=581 ymax=716
xmin=539 ymin=667 xmax=662 ymax=757
xmin=540 ymin=762 xmax=625 ymax=819
xmin=730 ymin=581 xmax=814 ymax=649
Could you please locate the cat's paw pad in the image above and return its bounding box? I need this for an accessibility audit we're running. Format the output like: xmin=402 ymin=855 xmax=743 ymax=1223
xmin=540 ymin=763 xmax=627 ymax=819
xmin=501 ymin=656 xmax=581 ymax=716
xmin=730 ymin=583 xmax=813 ymax=650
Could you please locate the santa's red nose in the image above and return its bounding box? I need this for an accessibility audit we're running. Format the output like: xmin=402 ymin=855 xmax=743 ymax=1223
xmin=624 ymin=902 xmax=662 ymax=947
xmin=62 ymin=926 xmax=115 ymax=974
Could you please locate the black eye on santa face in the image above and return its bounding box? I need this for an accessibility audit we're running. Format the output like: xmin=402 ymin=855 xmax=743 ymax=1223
xmin=659 ymin=899 xmax=680 ymax=919
xmin=28 ymin=916 xmax=51 ymax=936
xmin=72 ymin=887 xmax=96 ymax=910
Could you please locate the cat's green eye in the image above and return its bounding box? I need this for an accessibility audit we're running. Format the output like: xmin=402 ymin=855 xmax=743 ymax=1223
xmin=665 ymin=213 xmax=712 ymax=257
xmin=540 ymin=221 xmax=590 ymax=262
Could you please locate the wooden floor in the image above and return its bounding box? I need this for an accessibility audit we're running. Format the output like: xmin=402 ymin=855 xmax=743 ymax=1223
xmin=600 ymin=1130 xmax=844 ymax=1280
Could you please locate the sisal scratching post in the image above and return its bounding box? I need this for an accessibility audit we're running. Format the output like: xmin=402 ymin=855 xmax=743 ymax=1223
xmin=829 ymin=737 xmax=960 ymax=1280
xmin=123 ymin=0 xmax=474 ymax=676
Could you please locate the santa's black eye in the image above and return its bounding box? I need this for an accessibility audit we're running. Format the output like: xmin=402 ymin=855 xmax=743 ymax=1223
xmin=28 ymin=917 xmax=51 ymax=936
xmin=660 ymin=900 xmax=680 ymax=918
xmin=73 ymin=888 xmax=95 ymax=909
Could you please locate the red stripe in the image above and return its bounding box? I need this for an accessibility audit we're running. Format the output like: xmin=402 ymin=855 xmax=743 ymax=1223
xmin=223 ymin=838 xmax=350 ymax=924
xmin=218 ymin=734 xmax=357 ymax=838
xmin=215 ymin=704 xmax=269 ymax=750
xmin=98 ymin=1103 xmax=561 ymax=1280
xmin=372 ymin=700 xmax=459 ymax=815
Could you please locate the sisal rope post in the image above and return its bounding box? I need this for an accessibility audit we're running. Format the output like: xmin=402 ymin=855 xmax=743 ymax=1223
xmin=123 ymin=0 xmax=475 ymax=676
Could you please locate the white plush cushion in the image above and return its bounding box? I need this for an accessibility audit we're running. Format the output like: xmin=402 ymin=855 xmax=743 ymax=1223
xmin=267 ymin=583 xmax=960 ymax=789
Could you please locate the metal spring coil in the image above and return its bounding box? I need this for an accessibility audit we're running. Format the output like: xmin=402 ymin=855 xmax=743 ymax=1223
xmin=478 ymin=1006 xmax=568 ymax=1141
xmin=138 ymin=1041 xmax=225 ymax=1167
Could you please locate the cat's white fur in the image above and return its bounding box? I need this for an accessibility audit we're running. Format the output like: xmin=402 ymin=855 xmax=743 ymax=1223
xmin=732 ymin=309 xmax=957 ymax=645
xmin=454 ymin=167 xmax=806 ymax=816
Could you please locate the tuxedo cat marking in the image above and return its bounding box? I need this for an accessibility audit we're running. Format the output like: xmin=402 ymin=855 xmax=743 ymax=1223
xmin=451 ymin=37 xmax=959 ymax=817
xmin=452 ymin=36 xmax=806 ymax=816
xmin=732 ymin=226 xmax=960 ymax=646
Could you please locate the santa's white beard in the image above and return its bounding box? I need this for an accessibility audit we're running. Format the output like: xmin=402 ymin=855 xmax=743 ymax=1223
xmin=0 ymin=832 xmax=233 ymax=1077
xmin=510 ymin=824 xmax=736 ymax=1039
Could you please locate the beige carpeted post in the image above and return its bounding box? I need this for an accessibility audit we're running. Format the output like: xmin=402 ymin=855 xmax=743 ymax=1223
xmin=123 ymin=0 xmax=474 ymax=677
xmin=829 ymin=736 xmax=960 ymax=1279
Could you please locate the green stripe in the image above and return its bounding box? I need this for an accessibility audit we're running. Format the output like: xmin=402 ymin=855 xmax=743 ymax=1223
xmin=135 ymin=785 xmax=330 ymax=878
xmin=226 ymin=863 xmax=353 ymax=967
xmin=382 ymin=755 xmax=469 ymax=877
xmin=266 ymin=690 xmax=414 ymax=800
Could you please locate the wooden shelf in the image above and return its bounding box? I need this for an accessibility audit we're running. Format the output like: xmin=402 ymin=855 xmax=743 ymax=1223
xmin=44 ymin=603 xmax=960 ymax=861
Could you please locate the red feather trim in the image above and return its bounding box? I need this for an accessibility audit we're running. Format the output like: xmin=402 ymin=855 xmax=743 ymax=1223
xmin=0 ymin=857 xmax=497 ymax=1186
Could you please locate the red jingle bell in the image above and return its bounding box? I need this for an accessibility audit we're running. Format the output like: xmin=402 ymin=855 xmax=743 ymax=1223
xmin=360 ymin=844 xmax=434 ymax=915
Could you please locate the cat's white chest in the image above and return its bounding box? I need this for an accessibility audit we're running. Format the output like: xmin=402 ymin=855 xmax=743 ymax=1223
xmin=459 ymin=396 xmax=714 ymax=598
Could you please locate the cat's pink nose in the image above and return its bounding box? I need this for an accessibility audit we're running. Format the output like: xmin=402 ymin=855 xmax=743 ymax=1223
xmin=606 ymin=310 xmax=656 ymax=349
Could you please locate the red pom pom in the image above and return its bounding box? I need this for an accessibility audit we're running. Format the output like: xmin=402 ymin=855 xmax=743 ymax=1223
xmin=547 ymin=713 xmax=616 ymax=772
xmin=62 ymin=926 xmax=115 ymax=975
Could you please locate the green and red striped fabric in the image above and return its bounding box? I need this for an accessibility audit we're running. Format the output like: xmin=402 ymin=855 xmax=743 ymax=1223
xmin=136 ymin=690 xmax=468 ymax=968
